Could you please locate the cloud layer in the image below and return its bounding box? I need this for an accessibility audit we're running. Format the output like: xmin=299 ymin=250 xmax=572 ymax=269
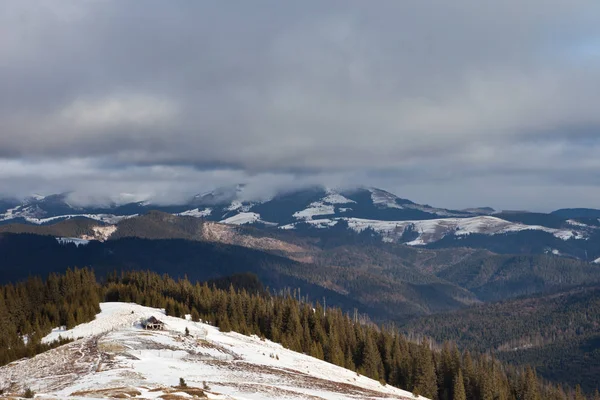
xmin=1 ymin=1 xmax=600 ymax=210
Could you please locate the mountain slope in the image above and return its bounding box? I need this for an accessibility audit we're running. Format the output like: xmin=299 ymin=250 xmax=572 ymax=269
xmin=0 ymin=302 xmax=421 ymax=400
xmin=434 ymin=253 xmax=600 ymax=301
xmin=0 ymin=232 xmax=481 ymax=320
xmin=552 ymin=208 xmax=600 ymax=219
xmin=403 ymin=285 xmax=600 ymax=392
xmin=0 ymin=217 xmax=112 ymax=240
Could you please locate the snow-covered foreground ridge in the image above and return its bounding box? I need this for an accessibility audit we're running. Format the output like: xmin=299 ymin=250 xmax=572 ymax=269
xmin=0 ymin=302 xmax=424 ymax=400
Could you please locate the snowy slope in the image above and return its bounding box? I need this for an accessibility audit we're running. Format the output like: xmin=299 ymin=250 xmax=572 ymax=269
xmin=593 ymin=257 xmax=600 ymax=264
xmin=369 ymin=188 xmax=404 ymax=209
xmin=293 ymin=202 xmax=336 ymax=220
xmin=219 ymin=212 xmax=277 ymax=226
xmin=177 ymin=208 xmax=212 ymax=218
xmin=280 ymin=216 xmax=586 ymax=245
xmin=291 ymin=190 xmax=354 ymax=221
xmin=0 ymin=303 xmax=424 ymax=400
xmin=0 ymin=212 xmax=135 ymax=225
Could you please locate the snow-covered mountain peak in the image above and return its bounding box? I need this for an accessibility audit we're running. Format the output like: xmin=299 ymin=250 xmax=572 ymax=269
xmin=368 ymin=187 xmax=405 ymax=209
xmin=321 ymin=189 xmax=356 ymax=205
xmin=29 ymin=193 xmax=46 ymax=202
xmin=192 ymin=184 xmax=246 ymax=205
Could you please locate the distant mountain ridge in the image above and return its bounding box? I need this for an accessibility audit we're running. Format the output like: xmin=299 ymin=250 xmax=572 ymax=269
xmin=0 ymin=186 xmax=485 ymax=225
xmin=1 ymin=186 xmax=599 ymax=261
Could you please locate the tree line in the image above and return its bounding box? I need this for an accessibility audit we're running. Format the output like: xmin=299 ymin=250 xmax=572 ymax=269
xmin=0 ymin=268 xmax=100 ymax=364
xmin=1 ymin=268 xmax=598 ymax=399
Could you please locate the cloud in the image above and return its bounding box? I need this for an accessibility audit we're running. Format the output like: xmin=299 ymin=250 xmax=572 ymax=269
xmin=59 ymin=94 xmax=178 ymax=131
xmin=1 ymin=1 xmax=600 ymax=210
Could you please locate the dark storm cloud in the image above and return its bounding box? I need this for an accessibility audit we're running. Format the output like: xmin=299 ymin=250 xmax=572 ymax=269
xmin=1 ymin=0 xmax=600 ymax=210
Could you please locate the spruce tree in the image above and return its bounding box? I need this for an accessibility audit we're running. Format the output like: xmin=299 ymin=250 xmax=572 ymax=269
xmin=165 ymin=300 xmax=175 ymax=317
xmin=522 ymin=366 xmax=541 ymax=400
xmin=413 ymin=338 xmax=437 ymax=400
xmin=574 ymin=385 xmax=585 ymax=400
xmin=438 ymin=342 xmax=454 ymax=400
xmin=191 ymin=308 xmax=200 ymax=322
xmin=453 ymin=370 xmax=466 ymax=400
xmin=360 ymin=332 xmax=383 ymax=381
xmin=462 ymin=351 xmax=475 ymax=400
xmin=326 ymin=327 xmax=345 ymax=367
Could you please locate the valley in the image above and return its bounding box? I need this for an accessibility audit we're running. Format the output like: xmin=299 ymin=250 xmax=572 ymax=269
xmin=1 ymin=186 xmax=599 ymax=396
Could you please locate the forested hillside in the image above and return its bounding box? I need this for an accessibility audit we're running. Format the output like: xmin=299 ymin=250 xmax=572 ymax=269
xmin=2 ymin=268 xmax=596 ymax=399
xmin=2 ymin=231 xmax=600 ymax=320
xmin=404 ymin=286 xmax=600 ymax=392
xmin=434 ymin=253 xmax=600 ymax=301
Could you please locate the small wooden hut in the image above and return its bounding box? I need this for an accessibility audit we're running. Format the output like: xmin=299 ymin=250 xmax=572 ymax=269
xmin=142 ymin=316 xmax=165 ymax=330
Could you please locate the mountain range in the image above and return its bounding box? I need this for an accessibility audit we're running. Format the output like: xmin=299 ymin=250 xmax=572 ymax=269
xmin=2 ymin=186 xmax=600 ymax=261
xmin=2 ymin=186 xmax=600 ymax=392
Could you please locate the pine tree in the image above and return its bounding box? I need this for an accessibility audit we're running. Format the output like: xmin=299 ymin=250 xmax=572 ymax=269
xmin=360 ymin=332 xmax=383 ymax=381
xmin=191 ymin=308 xmax=200 ymax=322
xmin=165 ymin=300 xmax=175 ymax=317
xmin=66 ymin=312 xmax=77 ymax=330
xmin=310 ymin=341 xmax=324 ymax=360
xmin=453 ymin=370 xmax=466 ymax=400
xmin=413 ymin=338 xmax=437 ymax=400
xmin=301 ymin=320 xmax=312 ymax=354
xmin=480 ymin=368 xmax=494 ymax=400
xmin=218 ymin=314 xmax=232 ymax=332
xmin=462 ymin=351 xmax=475 ymax=400
xmin=522 ymin=366 xmax=541 ymax=400
xmin=438 ymin=342 xmax=454 ymax=400
xmin=554 ymin=384 xmax=567 ymax=400
xmin=574 ymin=385 xmax=585 ymax=400
xmin=344 ymin=346 xmax=355 ymax=371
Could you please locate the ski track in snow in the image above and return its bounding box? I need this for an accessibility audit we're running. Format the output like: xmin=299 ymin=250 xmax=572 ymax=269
xmin=1 ymin=303 xmax=425 ymax=400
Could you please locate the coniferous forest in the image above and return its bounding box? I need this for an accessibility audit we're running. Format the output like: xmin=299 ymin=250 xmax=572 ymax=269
xmin=1 ymin=268 xmax=598 ymax=400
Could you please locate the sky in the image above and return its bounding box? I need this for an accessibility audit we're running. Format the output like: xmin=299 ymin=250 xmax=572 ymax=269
xmin=1 ymin=1 xmax=600 ymax=211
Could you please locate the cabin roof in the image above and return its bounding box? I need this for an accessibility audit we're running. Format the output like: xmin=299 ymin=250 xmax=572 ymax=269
xmin=145 ymin=316 xmax=164 ymax=325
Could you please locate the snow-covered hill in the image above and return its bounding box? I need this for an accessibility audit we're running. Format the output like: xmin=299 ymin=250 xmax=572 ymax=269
xmin=0 ymin=186 xmax=479 ymax=226
xmin=0 ymin=302 xmax=423 ymax=400
xmin=280 ymin=215 xmax=586 ymax=245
